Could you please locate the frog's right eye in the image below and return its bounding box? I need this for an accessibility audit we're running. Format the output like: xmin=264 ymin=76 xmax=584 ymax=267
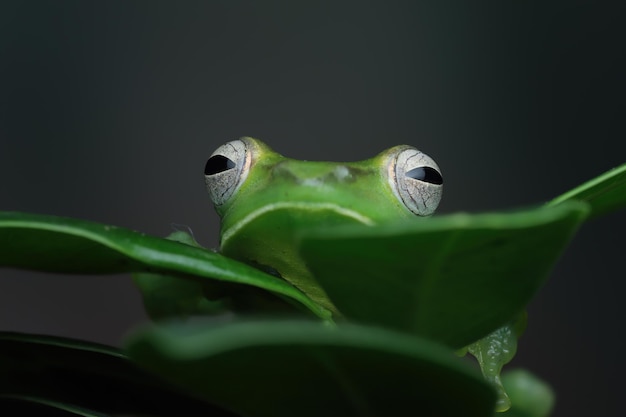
xmin=387 ymin=146 xmax=443 ymax=216
xmin=204 ymin=139 xmax=251 ymax=206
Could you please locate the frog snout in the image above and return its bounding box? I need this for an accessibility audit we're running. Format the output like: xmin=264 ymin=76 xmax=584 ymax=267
xmin=273 ymin=162 xmax=356 ymax=185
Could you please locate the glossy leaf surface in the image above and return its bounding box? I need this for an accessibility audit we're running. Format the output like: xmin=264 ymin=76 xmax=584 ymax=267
xmin=0 ymin=332 xmax=235 ymax=416
xmin=0 ymin=212 xmax=330 ymax=320
xmin=0 ymin=395 xmax=110 ymax=417
xmin=126 ymin=319 xmax=496 ymax=417
xmin=548 ymin=162 xmax=626 ymax=219
xmin=133 ymin=230 xmax=304 ymax=320
xmin=299 ymin=202 xmax=589 ymax=348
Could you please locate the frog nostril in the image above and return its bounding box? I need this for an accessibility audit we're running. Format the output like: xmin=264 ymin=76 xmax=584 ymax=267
xmin=273 ymin=161 xmax=358 ymax=185
xmin=332 ymin=166 xmax=351 ymax=181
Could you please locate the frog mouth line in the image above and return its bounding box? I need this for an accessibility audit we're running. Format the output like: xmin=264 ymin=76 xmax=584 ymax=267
xmin=220 ymin=202 xmax=375 ymax=245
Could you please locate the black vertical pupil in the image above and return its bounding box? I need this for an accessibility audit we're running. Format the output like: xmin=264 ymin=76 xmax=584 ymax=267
xmin=405 ymin=166 xmax=443 ymax=185
xmin=205 ymin=155 xmax=236 ymax=175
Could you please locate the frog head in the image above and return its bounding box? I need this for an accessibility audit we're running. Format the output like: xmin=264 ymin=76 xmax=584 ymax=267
xmin=204 ymin=137 xmax=443 ymax=313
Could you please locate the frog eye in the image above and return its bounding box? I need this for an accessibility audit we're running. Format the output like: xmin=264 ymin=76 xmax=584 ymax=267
xmin=204 ymin=139 xmax=251 ymax=206
xmin=388 ymin=146 xmax=443 ymax=216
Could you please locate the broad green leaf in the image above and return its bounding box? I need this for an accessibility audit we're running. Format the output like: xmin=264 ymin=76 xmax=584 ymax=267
xmin=0 ymin=395 xmax=110 ymax=417
xmin=0 ymin=332 xmax=237 ymax=417
xmin=133 ymin=230 xmax=305 ymax=321
xmin=548 ymin=162 xmax=626 ymax=219
xmin=299 ymin=201 xmax=589 ymax=348
xmin=0 ymin=211 xmax=330 ymax=320
xmin=125 ymin=319 xmax=496 ymax=417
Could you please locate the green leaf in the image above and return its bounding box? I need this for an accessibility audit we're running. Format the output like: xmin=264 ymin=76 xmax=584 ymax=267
xmin=548 ymin=162 xmax=626 ymax=219
xmin=0 ymin=395 xmax=110 ymax=417
xmin=0 ymin=211 xmax=330 ymax=320
xmin=299 ymin=201 xmax=589 ymax=348
xmin=125 ymin=319 xmax=496 ymax=417
xmin=133 ymin=230 xmax=308 ymax=321
xmin=0 ymin=332 xmax=236 ymax=416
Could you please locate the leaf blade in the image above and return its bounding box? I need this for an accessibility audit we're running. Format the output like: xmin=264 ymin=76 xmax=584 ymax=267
xmin=0 ymin=395 xmax=111 ymax=417
xmin=548 ymin=162 xmax=626 ymax=219
xmin=299 ymin=201 xmax=589 ymax=348
xmin=0 ymin=211 xmax=330 ymax=320
xmin=125 ymin=319 xmax=496 ymax=417
xmin=0 ymin=332 xmax=236 ymax=416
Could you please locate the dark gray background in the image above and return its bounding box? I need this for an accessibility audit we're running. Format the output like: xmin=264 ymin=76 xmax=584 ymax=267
xmin=1 ymin=2 xmax=624 ymax=416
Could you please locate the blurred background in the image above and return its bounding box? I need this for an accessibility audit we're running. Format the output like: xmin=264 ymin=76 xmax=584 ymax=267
xmin=1 ymin=1 xmax=624 ymax=416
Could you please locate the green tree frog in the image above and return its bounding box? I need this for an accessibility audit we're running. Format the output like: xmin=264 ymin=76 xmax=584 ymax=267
xmin=204 ymin=137 xmax=443 ymax=313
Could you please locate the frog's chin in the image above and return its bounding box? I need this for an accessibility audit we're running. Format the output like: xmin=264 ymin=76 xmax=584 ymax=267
xmin=219 ymin=202 xmax=366 ymax=315
xmin=220 ymin=201 xmax=375 ymax=246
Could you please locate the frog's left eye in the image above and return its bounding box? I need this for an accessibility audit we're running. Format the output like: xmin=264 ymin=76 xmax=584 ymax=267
xmin=388 ymin=146 xmax=443 ymax=216
xmin=204 ymin=139 xmax=251 ymax=206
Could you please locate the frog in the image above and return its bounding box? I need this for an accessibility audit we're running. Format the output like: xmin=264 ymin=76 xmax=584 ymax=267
xmin=203 ymin=137 xmax=443 ymax=314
